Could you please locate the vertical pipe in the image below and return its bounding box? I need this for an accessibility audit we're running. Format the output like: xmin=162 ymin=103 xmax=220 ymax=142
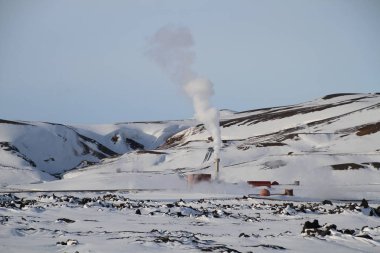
xmin=216 ymin=158 xmax=220 ymax=173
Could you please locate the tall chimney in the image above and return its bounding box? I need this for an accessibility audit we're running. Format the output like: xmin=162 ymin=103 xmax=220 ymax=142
xmin=215 ymin=158 xmax=220 ymax=174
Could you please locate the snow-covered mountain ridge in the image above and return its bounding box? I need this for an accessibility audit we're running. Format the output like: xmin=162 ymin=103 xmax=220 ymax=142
xmin=0 ymin=119 xmax=193 ymax=186
xmin=1 ymin=93 xmax=380 ymax=198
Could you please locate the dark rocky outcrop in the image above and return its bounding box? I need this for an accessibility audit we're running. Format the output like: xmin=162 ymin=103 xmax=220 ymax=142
xmin=56 ymin=218 xmax=75 ymax=223
xmin=356 ymin=122 xmax=380 ymax=136
xmin=331 ymin=163 xmax=365 ymax=170
xmin=125 ymin=138 xmax=145 ymax=150
xmin=322 ymin=200 xmax=333 ymax=205
xmin=360 ymin=199 xmax=369 ymax=208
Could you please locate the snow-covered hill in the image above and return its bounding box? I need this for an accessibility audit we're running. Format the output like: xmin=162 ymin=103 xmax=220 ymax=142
xmin=1 ymin=93 xmax=380 ymax=200
xmin=0 ymin=119 xmax=193 ymax=186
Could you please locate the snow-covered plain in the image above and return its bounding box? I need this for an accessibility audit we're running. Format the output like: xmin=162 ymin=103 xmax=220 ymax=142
xmin=1 ymin=93 xmax=380 ymax=252
xmin=1 ymin=193 xmax=379 ymax=253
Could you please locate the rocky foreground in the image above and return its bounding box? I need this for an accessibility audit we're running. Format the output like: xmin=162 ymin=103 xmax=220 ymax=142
xmin=1 ymin=193 xmax=379 ymax=252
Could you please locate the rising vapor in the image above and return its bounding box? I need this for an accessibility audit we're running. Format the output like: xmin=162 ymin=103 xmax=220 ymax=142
xmin=184 ymin=78 xmax=221 ymax=158
xmin=146 ymin=25 xmax=221 ymax=159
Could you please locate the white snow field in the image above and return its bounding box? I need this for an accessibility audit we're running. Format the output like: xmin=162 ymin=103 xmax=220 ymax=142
xmin=1 ymin=93 xmax=380 ymax=252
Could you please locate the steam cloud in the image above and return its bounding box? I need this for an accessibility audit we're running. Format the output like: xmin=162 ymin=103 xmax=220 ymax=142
xmin=184 ymin=78 xmax=221 ymax=158
xmin=146 ymin=25 xmax=221 ymax=159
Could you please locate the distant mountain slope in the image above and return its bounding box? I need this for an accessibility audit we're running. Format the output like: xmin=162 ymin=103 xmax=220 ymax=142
xmin=177 ymin=93 xmax=380 ymax=143
xmin=0 ymin=119 xmax=193 ymax=185
xmin=1 ymin=93 xmax=380 ymax=194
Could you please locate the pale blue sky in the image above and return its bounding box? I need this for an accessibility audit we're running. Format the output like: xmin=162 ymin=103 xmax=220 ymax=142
xmin=1 ymin=0 xmax=379 ymax=124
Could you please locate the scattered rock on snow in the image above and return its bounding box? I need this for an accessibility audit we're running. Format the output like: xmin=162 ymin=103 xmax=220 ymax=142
xmin=302 ymin=220 xmax=375 ymax=240
xmin=302 ymin=220 xmax=321 ymax=233
xmin=355 ymin=234 xmax=373 ymax=240
xmin=360 ymin=199 xmax=369 ymax=208
xmin=56 ymin=239 xmax=79 ymax=246
xmin=281 ymin=205 xmax=297 ymax=215
xmin=322 ymin=200 xmax=333 ymax=205
xmin=239 ymin=232 xmax=250 ymax=238
xmin=56 ymin=218 xmax=75 ymax=223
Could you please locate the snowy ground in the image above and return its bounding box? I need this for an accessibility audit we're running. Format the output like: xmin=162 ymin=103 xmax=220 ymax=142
xmin=1 ymin=192 xmax=379 ymax=253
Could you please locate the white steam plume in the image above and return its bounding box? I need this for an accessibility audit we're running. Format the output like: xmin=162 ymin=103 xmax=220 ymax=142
xmin=146 ymin=25 xmax=221 ymax=159
xmin=146 ymin=25 xmax=195 ymax=84
xmin=184 ymin=78 xmax=221 ymax=158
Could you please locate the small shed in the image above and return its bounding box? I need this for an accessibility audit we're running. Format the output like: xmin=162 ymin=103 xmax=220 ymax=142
xmin=247 ymin=181 xmax=272 ymax=188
